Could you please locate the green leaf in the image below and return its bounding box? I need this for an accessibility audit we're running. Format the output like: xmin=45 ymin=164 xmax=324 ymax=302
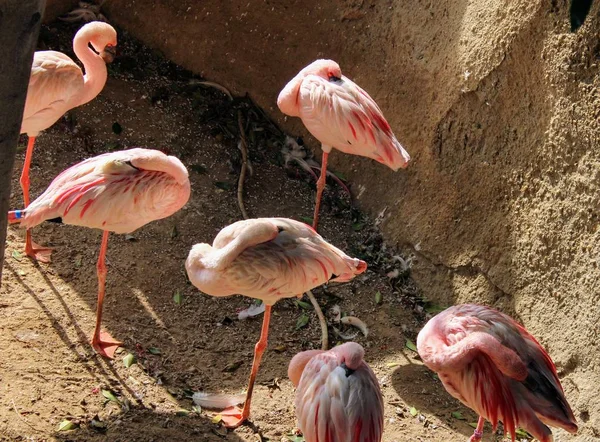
xmin=405 ymin=339 xmax=417 ymax=352
xmin=375 ymin=291 xmax=383 ymax=305
xmin=147 ymin=347 xmax=161 ymax=355
xmin=175 ymin=409 xmax=190 ymax=416
xmin=11 ymin=250 xmax=22 ymax=262
xmin=386 ymin=362 xmax=400 ymax=368
xmin=189 ymin=164 xmax=207 ymax=174
xmin=112 ymin=122 xmax=123 ymax=135
xmin=515 ymin=428 xmax=531 ymax=438
xmin=222 ymin=360 xmax=244 ymax=372
xmin=173 ymin=291 xmax=183 ymax=305
xmin=451 ymin=411 xmax=465 ymax=420
xmin=352 ymin=222 xmax=365 ymax=231
xmin=468 ymin=422 xmax=478 ymax=429
xmin=409 ymin=406 xmax=418 ymax=417
xmin=286 ymin=434 xmax=305 ymax=442
xmin=170 ymin=224 xmax=179 ymax=239
xmin=424 ymin=302 xmax=446 ymax=314
xmin=123 ymin=353 xmax=135 ymax=368
xmin=58 ymin=419 xmax=78 ymax=431
xmin=295 ymin=300 xmax=312 ymax=310
xmin=214 ymin=181 xmax=233 ymax=191
xmin=299 ymin=216 xmax=313 ymax=224
xmin=101 ymin=389 xmax=120 ymax=403
xmin=295 ymin=313 xmax=310 ymax=330
xmin=192 ymin=405 xmax=202 ymax=414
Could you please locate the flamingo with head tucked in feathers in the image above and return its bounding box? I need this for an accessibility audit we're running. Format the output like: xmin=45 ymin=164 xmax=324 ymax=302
xmin=19 ymin=21 xmax=117 ymax=262
xmin=277 ymin=59 xmax=410 ymax=231
xmin=9 ymin=148 xmax=190 ymax=358
xmin=185 ymin=217 xmax=367 ymax=428
xmin=288 ymin=342 xmax=384 ymax=442
xmin=417 ymin=304 xmax=578 ymax=442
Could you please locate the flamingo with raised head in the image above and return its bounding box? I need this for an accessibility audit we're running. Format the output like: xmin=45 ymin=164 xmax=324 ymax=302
xmin=288 ymin=342 xmax=384 ymax=442
xmin=19 ymin=21 xmax=117 ymax=262
xmin=9 ymin=148 xmax=190 ymax=358
xmin=277 ymin=59 xmax=410 ymax=231
xmin=416 ymin=304 xmax=578 ymax=442
xmin=185 ymin=217 xmax=367 ymax=428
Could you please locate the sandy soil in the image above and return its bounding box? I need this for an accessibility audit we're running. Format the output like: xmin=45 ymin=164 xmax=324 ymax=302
xmin=0 ymin=21 xmax=528 ymax=442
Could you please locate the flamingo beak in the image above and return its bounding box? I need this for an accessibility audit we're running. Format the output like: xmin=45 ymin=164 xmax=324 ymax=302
xmin=101 ymin=45 xmax=117 ymax=64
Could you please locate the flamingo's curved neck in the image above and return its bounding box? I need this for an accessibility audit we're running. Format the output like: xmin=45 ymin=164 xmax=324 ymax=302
xmin=72 ymin=31 xmax=107 ymax=107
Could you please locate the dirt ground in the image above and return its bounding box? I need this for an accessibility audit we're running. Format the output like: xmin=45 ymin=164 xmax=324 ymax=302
xmin=0 ymin=21 xmax=524 ymax=442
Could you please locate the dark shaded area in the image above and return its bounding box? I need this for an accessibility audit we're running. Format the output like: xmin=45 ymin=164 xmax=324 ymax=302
xmin=0 ymin=0 xmax=46 ymax=283
xmin=570 ymin=0 xmax=594 ymax=31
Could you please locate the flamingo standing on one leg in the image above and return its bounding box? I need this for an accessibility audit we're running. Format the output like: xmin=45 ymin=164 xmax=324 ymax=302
xmin=277 ymin=59 xmax=411 ymax=231
xmin=19 ymin=21 xmax=117 ymax=262
xmin=8 ymin=148 xmax=190 ymax=358
xmin=185 ymin=217 xmax=367 ymax=428
xmin=288 ymin=342 xmax=384 ymax=442
xmin=416 ymin=304 xmax=578 ymax=442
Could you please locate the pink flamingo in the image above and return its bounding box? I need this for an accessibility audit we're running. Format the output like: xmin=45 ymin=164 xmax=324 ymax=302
xmin=416 ymin=304 xmax=578 ymax=442
xmin=185 ymin=217 xmax=367 ymax=428
xmin=277 ymin=59 xmax=411 ymax=230
xmin=9 ymin=148 xmax=190 ymax=358
xmin=19 ymin=21 xmax=117 ymax=262
xmin=288 ymin=342 xmax=384 ymax=442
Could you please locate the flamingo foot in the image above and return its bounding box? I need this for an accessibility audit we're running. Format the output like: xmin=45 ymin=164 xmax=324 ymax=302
xmin=219 ymin=406 xmax=248 ymax=428
xmin=25 ymin=240 xmax=53 ymax=263
xmin=468 ymin=429 xmax=483 ymax=442
xmin=91 ymin=331 xmax=123 ymax=359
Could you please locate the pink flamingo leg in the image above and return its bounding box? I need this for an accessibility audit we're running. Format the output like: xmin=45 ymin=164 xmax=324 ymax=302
xmin=90 ymin=231 xmax=122 ymax=358
xmin=20 ymin=136 xmax=52 ymax=262
xmin=221 ymin=305 xmax=272 ymax=428
xmin=468 ymin=416 xmax=485 ymax=442
xmin=312 ymin=150 xmax=329 ymax=231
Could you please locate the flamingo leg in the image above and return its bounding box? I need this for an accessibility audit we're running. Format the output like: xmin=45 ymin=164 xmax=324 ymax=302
xmin=90 ymin=231 xmax=122 ymax=359
xmin=20 ymin=136 xmax=52 ymax=262
xmin=468 ymin=416 xmax=485 ymax=442
xmin=311 ymin=150 xmax=329 ymax=231
xmin=221 ymin=305 xmax=272 ymax=428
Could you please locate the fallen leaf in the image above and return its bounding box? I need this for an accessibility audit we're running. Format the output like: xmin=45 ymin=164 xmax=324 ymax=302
xmin=11 ymin=250 xmax=22 ymax=262
xmin=352 ymin=222 xmax=365 ymax=231
xmin=58 ymin=419 xmax=78 ymax=431
xmin=424 ymin=302 xmax=446 ymax=314
xmin=102 ymin=389 xmax=120 ymax=403
xmin=273 ymin=345 xmax=287 ymax=353
xmin=173 ymin=291 xmax=183 ymax=305
xmin=299 ymin=216 xmax=313 ymax=224
xmin=295 ymin=300 xmax=312 ymax=310
xmin=451 ymin=411 xmax=465 ymax=420
xmin=295 ymin=313 xmax=310 ymax=330
xmin=405 ymin=339 xmax=417 ymax=352
xmin=516 ymin=428 xmax=531 ymax=438
xmin=189 ymin=164 xmax=207 ymax=174
xmin=112 ymin=122 xmax=122 ymax=135
xmin=222 ymin=360 xmax=244 ymax=372
xmin=212 ymin=414 xmax=222 ymax=424
xmin=214 ymin=181 xmax=233 ymax=191
xmin=409 ymin=406 xmax=418 ymax=417
xmin=375 ymin=291 xmax=383 ymax=304
xmin=286 ymin=434 xmax=305 ymax=442
xmin=468 ymin=422 xmax=478 ymax=429
xmin=148 ymin=347 xmax=161 ymax=355
xmin=175 ymin=409 xmax=190 ymax=416
xmin=17 ymin=269 xmax=26 ymax=276
xmin=124 ymin=234 xmax=136 ymax=241
xmin=192 ymin=405 xmax=202 ymax=414
xmin=123 ymin=353 xmax=135 ymax=368
xmin=170 ymin=225 xmax=179 ymax=239
xmin=386 ymin=362 xmax=400 ymax=368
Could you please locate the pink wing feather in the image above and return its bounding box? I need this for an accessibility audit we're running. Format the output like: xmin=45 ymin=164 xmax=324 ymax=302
xmin=294 ymin=347 xmax=383 ymax=442
xmin=16 ymin=148 xmax=190 ymax=234
xmin=185 ymin=218 xmax=367 ymax=304
xmin=417 ymin=304 xmax=578 ymax=442
xmin=21 ymin=51 xmax=83 ymax=136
